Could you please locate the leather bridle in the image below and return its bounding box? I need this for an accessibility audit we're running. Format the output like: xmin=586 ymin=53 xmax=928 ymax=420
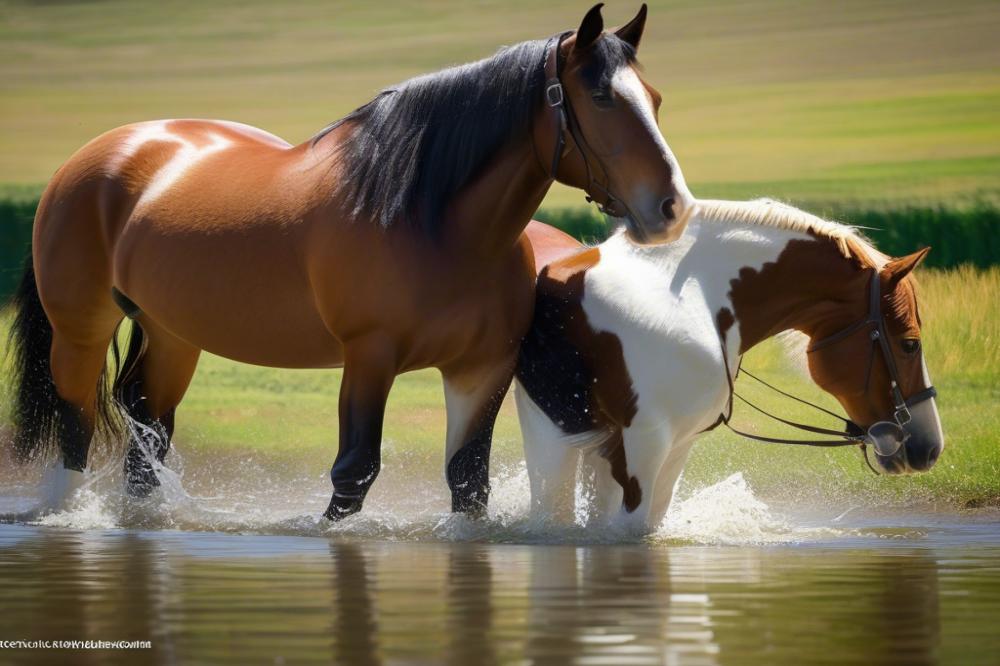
xmin=713 ymin=269 xmax=937 ymax=474
xmin=542 ymin=34 xmax=631 ymax=224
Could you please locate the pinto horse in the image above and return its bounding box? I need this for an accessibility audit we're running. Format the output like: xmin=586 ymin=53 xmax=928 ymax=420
xmin=517 ymin=200 xmax=944 ymax=532
xmin=7 ymin=4 xmax=694 ymax=519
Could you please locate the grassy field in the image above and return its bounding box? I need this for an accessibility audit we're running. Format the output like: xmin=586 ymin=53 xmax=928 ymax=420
xmin=1 ymin=267 xmax=997 ymax=507
xmin=1 ymin=0 xmax=998 ymax=207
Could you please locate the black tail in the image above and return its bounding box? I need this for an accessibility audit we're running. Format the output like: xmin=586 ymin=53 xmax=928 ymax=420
xmin=6 ymin=255 xmax=120 ymax=465
xmin=7 ymin=256 xmax=61 ymax=463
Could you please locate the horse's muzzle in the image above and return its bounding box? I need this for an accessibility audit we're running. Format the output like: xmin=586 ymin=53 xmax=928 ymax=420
xmin=624 ymin=195 xmax=695 ymax=245
xmin=872 ymin=399 xmax=944 ymax=474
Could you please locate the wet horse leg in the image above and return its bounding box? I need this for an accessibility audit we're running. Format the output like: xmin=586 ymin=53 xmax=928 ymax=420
xmin=28 ymin=331 xmax=115 ymax=512
xmin=443 ymin=360 xmax=516 ymax=517
xmin=117 ymin=320 xmax=201 ymax=496
xmin=324 ymin=336 xmax=397 ymax=520
xmin=610 ymin=423 xmax=672 ymax=533
xmin=48 ymin=333 xmax=116 ymax=472
xmin=646 ymin=438 xmax=696 ymax=529
xmin=515 ymin=386 xmax=579 ymax=523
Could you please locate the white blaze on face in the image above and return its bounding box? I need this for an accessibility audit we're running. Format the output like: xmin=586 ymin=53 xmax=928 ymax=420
xmin=912 ymin=355 xmax=945 ymax=451
xmin=609 ymin=66 xmax=692 ymax=207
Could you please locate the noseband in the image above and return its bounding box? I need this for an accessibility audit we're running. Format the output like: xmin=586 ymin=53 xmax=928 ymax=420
xmin=713 ymin=269 xmax=937 ymax=473
xmin=542 ymin=34 xmax=630 ymax=222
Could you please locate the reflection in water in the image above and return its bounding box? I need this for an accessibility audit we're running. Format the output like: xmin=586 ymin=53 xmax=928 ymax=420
xmin=446 ymin=546 xmax=495 ymax=666
xmin=525 ymin=546 xmax=687 ymax=663
xmin=878 ymin=554 xmax=940 ymax=665
xmin=0 ymin=525 xmax=998 ymax=664
xmin=330 ymin=543 xmax=380 ymax=666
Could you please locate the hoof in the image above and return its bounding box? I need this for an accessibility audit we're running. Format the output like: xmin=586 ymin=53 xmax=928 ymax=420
xmin=125 ymin=476 xmax=159 ymax=499
xmin=38 ymin=465 xmax=87 ymax=513
xmin=451 ymin=494 xmax=488 ymax=518
xmin=324 ymin=493 xmax=364 ymax=521
xmin=124 ymin=456 xmax=161 ymax=499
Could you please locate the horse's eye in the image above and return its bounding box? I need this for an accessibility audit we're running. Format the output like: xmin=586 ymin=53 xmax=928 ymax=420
xmin=901 ymin=338 xmax=921 ymax=354
xmin=591 ymin=88 xmax=614 ymax=108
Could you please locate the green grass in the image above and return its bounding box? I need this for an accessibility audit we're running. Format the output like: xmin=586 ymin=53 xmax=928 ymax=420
xmin=1 ymin=268 xmax=997 ymax=507
xmin=1 ymin=0 xmax=998 ymax=205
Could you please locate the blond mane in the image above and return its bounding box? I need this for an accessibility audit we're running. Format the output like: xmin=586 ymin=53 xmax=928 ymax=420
xmin=696 ymin=198 xmax=886 ymax=268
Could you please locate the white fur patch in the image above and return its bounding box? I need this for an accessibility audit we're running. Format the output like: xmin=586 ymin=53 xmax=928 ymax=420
xmin=914 ymin=356 xmax=944 ymax=451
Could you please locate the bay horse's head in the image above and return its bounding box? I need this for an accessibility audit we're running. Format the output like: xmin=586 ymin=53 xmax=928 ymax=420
xmin=550 ymin=4 xmax=693 ymax=244
xmin=807 ymin=248 xmax=944 ymax=474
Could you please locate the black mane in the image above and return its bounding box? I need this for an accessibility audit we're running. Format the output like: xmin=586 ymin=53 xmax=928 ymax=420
xmin=314 ymin=35 xmax=635 ymax=236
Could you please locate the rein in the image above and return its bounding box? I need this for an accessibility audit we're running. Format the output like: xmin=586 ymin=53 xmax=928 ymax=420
xmin=542 ymin=34 xmax=631 ymax=224
xmin=712 ymin=269 xmax=937 ymax=474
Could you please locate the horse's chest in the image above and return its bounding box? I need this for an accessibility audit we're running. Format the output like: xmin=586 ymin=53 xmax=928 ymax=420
xmin=582 ymin=291 xmax=732 ymax=436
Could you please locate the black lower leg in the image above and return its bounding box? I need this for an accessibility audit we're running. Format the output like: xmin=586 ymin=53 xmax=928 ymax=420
xmin=54 ymin=398 xmax=92 ymax=472
xmin=326 ymin=444 xmax=381 ymax=520
xmin=119 ymin=378 xmax=173 ymax=497
xmin=324 ymin=347 xmax=394 ymax=521
xmin=447 ymin=383 xmax=508 ymax=516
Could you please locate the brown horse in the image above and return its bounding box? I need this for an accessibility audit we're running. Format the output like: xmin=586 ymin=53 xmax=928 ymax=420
xmin=7 ymin=4 xmax=694 ymax=519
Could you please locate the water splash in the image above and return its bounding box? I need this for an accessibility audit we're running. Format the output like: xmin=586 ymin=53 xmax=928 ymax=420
xmin=661 ymin=472 xmax=842 ymax=545
xmin=12 ymin=439 xmax=844 ymax=545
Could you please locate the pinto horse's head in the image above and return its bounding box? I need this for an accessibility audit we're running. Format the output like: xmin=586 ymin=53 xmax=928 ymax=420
xmin=806 ymin=248 xmax=944 ymax=474
xmin=551 ymin=4 xmax=693 ymax=244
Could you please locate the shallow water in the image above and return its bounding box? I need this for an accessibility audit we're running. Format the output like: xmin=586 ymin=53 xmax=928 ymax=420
xmin=1 ymin=447 xmax=999 ymax=664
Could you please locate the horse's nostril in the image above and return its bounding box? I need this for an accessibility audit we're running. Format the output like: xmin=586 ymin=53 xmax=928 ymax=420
xmin=927 ymin=446 xmax=941 ymax=466
xmin=660 ymin=197 xmax=676 ymax=220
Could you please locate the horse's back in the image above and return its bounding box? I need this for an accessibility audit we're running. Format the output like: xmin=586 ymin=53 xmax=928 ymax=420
xmin=32 ymin=119 xmax=344 ymax=366
xmin=35 ymin=119 xmax=303 ymax=246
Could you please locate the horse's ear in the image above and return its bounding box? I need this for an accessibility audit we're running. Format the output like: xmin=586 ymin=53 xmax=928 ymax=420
xmin=615 ymin=4 xmax=648 ymax=49
xmin=575 ymin=3 xmax=605 ymax=51
xmin=881 ymin=247 xmax=931 ymax=288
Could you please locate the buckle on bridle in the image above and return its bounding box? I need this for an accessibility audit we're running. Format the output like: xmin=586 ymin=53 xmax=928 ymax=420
xmin=546 ymin=82 xmax=564 ymax=107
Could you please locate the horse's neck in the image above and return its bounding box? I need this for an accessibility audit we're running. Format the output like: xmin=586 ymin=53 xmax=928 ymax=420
xmin=712 ymin=219 xmax=864 ymax=353
xmin=446 ymin=133 xmax=552 ymax=254
xmin=675 ymin=218 xmax=868 ymax=354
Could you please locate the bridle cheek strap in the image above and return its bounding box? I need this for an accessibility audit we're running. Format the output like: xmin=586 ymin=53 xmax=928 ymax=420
xmin=542 ymin=33 xmax=626 ymax=218
xmin=543 ymin=34 xmax=569 ymax=180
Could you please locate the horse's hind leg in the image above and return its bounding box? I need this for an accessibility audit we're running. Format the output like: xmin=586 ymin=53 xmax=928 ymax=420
xmin=115 ymin=319 xmax=201 ymax=497
xmin=48 ymin=333 xmax=117 ymax=470
xmin=443 ymin=360 xmax=516 ymax=517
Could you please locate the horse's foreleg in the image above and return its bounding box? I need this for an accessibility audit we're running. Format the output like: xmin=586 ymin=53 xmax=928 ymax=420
xmin=515 ymin=385 xmax=578 ymax=523
xmin=646 ymin=438 xmax=696 ymax=529
xmin=581 ymin=448 xmax=622 ymax=526
xmin=443 ymin=360 xmax=515 ymax=517
xmin=608 ymin=423 xmax=672 ymax=534
xmin=325 ymin=336 xmax=397 ymax=521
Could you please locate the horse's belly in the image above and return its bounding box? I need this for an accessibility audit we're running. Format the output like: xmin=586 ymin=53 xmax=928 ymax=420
xmin=114 ymin=224 xmax=343 ymax=368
